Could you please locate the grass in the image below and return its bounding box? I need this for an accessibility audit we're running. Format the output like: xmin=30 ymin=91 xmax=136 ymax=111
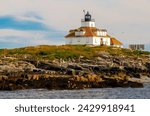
xmin=0 ymin=49 xmax=3 ymax=51
xmin=0 ymin=45 xmax=149 ymax=60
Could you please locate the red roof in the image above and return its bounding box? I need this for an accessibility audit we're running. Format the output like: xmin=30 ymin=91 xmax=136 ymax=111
xmin=65 ymin=27 xmax=99 ymax=38
xmin=110 ymin=38 xmax=123 ymax=45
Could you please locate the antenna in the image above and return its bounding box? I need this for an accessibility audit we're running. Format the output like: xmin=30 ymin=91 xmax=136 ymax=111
xmin=83 ymin=10 xmax=86 ymax=16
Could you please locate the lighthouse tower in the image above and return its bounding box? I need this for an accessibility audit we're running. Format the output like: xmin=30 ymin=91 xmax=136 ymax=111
xmin=81 ymin=11 xmax=96 ymax=27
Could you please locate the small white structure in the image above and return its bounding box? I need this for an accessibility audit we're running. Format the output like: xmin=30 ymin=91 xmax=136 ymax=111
xmin=129 ymin=44 xmax=145 ymax=51
xmin=65 ymin=11 xmax=123 ymax=47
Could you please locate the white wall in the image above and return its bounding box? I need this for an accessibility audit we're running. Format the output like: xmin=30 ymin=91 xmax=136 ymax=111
xmin=81 ymin=21 xmax=95 ymax=27
xmin=65 ymin=37 xmax=123 ymax=47
xmin=93 ymin=37 xmax=100 ymax=45
xmin=65 ymin=37 xmax=100 ymax=46
xmin=100 ymin=37 xmax=111 ymax=46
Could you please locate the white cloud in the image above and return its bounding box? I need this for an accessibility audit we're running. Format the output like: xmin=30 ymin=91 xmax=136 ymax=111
xmin=15 ymin=15 xmax=44 ymax=23
xmin=0 ymin=29 xmax=64 ymax=46
xmin=0 ymin=29 xmax=37 ymax=38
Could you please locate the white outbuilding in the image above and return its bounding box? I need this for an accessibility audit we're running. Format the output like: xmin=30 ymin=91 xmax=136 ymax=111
xmin=65 ymin=11 xmax=123 ymax=48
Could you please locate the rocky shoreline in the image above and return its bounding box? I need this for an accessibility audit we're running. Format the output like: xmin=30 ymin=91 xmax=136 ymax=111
xmin=0 ymin=48 xmax=149 ymax=91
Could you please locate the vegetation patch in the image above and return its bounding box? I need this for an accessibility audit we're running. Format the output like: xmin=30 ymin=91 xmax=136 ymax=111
xmin=0 ymin=45 xmax=149 ymax=60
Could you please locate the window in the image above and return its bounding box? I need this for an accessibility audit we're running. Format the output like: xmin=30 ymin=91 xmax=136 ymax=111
xmin=78 ymin=38 xmax=80 ymax=42
xmin=86 ymin=38 xmax=89 ymax=43
xmin=95 ymin=38 xmax=97 ymax=43
xmin=69 ymin=39 xmax=72 ymax=43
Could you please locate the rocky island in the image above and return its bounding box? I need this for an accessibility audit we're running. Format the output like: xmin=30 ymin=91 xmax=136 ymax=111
xmin=0 ymin=45 xmax=150 ymax=90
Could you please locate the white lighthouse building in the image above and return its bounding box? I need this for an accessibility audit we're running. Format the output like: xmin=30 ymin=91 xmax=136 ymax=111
xmin=65 ymin=11 xmax=123 ymax=47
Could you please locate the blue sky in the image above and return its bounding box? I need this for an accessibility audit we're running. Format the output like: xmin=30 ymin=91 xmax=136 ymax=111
xmin=0 ymin=16 xmax=48 ymax=30
xmin=0 ymin=0 xmax=150 ymax=51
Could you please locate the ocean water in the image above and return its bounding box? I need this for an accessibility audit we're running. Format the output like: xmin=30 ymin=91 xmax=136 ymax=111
xmin=0 ymin=83 xmax=150 ymax=99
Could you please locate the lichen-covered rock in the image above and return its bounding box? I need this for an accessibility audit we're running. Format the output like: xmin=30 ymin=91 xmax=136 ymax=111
xmin=0 ymin=49 xmax=149 ymax=91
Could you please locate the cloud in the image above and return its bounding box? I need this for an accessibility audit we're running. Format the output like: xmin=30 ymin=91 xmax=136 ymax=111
xmin=0 ymin=16 xmax=48 ymax=31
xmin=0 ymin=29 xmax=65 ymax=48
xmin=0 ymin=9 xmax=65 ymax=48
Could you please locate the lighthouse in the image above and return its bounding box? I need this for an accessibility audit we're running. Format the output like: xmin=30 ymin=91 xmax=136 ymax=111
xmin=65 ymin=11 xmax=123 ymax=48
xmin=81 ymin=11 xmax=95 ymax=27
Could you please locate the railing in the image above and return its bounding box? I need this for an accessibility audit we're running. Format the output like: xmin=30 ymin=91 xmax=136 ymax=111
xmin=81 ymin=19 xmax=95 ymax=22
